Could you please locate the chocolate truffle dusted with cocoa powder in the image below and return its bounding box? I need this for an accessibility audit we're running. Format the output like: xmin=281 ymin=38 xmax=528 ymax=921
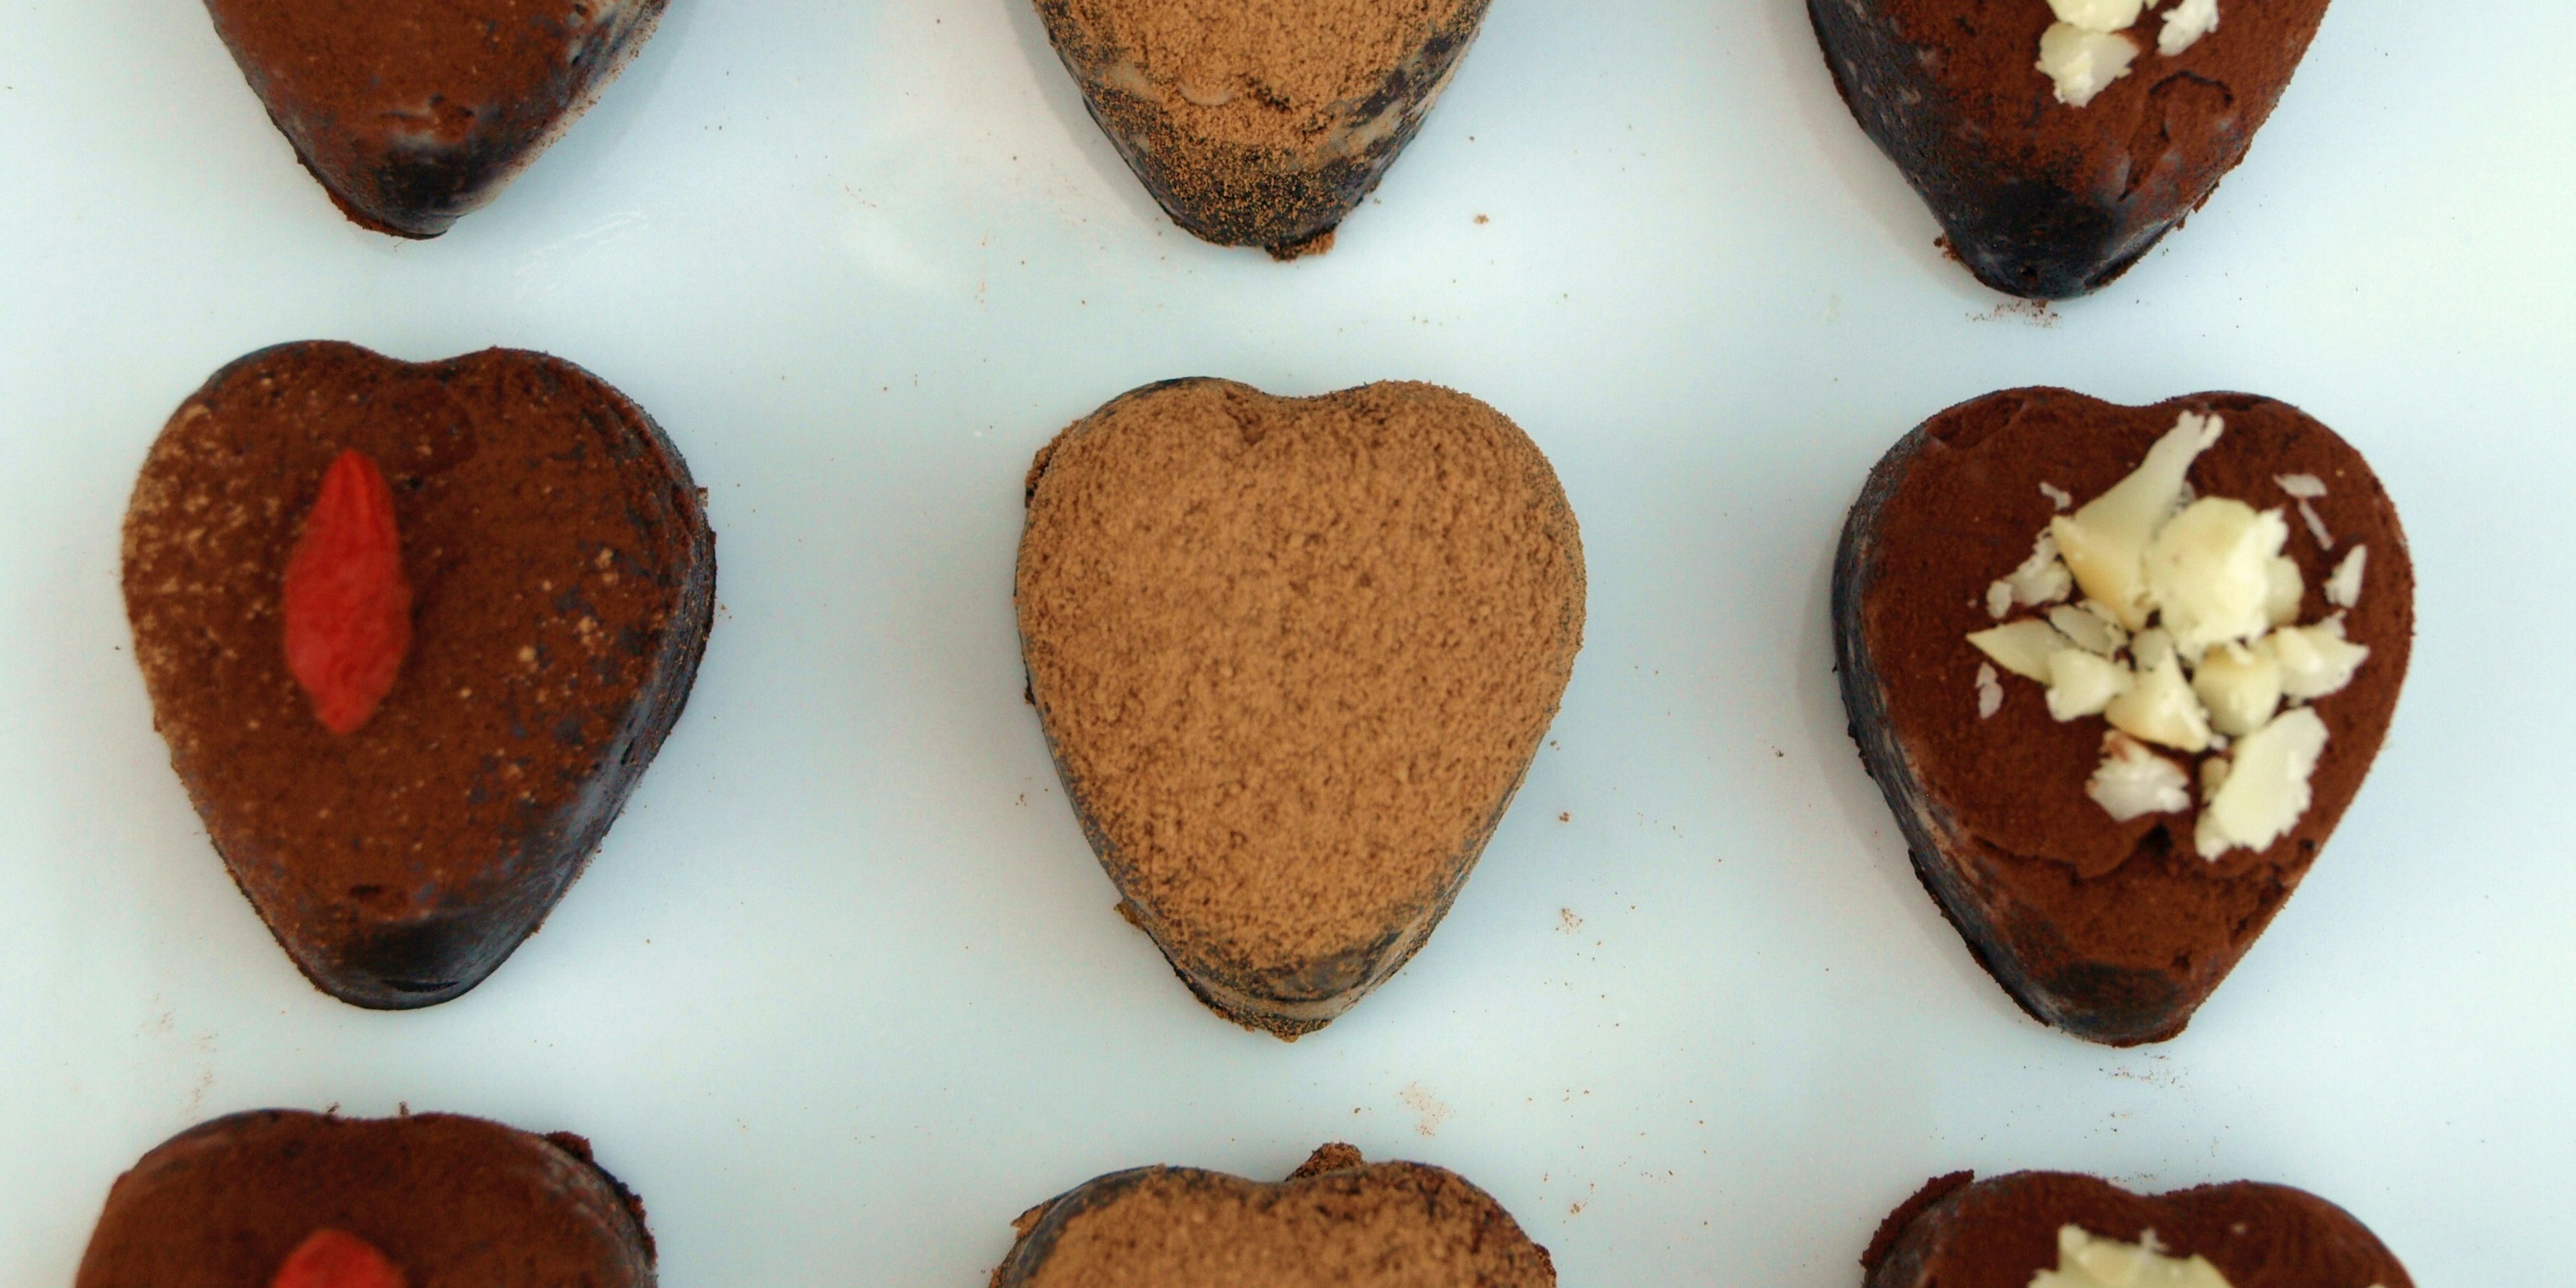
xmin=77 ymin=1109 xmax=655 ymax=1288
xmin=201 ymin=0 xmax=669 ymax=237
xmin=1863 ymin=1171 xmax=2412 ymax=1288
xmin=1833 ymin=388 xmax=2410 ymax=1045
xmin=1031 ymin=0 xmax=1489 ymax=258
xmin=1016 ymin=380 xmax=1584 ymax=1036
xmin=122 ymin=341 xmax=715 ymax=1009
xmin=1808 ymin=0 xmax=2330 ymax=298
xmin=991 ymin=1143 xmax=1554 ymax=1287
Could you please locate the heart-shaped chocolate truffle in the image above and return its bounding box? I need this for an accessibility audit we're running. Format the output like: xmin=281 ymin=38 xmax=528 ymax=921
xmin=1016 ymin=379 xmax=1584 ymax=1036
xmin=76 ymin=1109 xmax=655 ymax=1287
xmin=122 ymin=341 xmax=716 ymax=1009
xmin=1807 ymin=0 xmax=2330 ymax=298
xmin=201 ymin=0 xmax=669 ymax=237
xmin=1833 ymin=388 xmax=2410 ymax=1045
xmin=991 ymin=1142 xmax=1555 ymax=1287
xmin=1030 ymin=0 xmax=1489 ymax=258
xmin=1864 ymin=1171 xmax=2412 ymax=1288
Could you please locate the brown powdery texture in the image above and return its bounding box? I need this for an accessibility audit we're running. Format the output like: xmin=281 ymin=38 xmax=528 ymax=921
xmin=203 ymin=0 xmax=668 ymax=236
xmin=990 ymin=1143 xmax=1555 ymax=1288
xmin=1808 ymin=0 xmax=2330 ymax=298
xmin=1833 ymin=388 xmax=2412 ymax=1045
xmin=77 ymin=1110 xmax=656 ymax=1288
xmin=1033 ymin=0 xmax=1488 ymax=255
xmin=122 ymin=341 xmax=715 ymax=1009
xmin=1017 ymin=380 xmax=1584 ymax=1036
xmin=1863 ymin=1171 xmax=2412 ymax=1288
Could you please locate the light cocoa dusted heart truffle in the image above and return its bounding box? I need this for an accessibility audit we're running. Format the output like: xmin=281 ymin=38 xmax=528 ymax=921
xmin=1016 ymin=379 xmax=1584 ymax=1036
xmin=1030 ymin=0 xmax=1489 ymax=258
xmin=991 ymin=1143 xmax=1554 ymax=1287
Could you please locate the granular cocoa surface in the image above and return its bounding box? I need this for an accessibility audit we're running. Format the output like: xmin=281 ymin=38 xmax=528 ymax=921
xmin=1049 ymin=0 xmax=1468 ymax=148
xmin=1017 ymin=380 xmax=1583 ymax=1014
xmin=75 ymin=1110 xmax=656 ymax=1288
xmin=1862 ymin=1171 xmax=2413 ymax=1288
xmin=1841 ymin=388 xmax=2411 ymax=1041
xmin=121 ymin=341 xmax=714 ymax=1008
xmin=203 ymin=0 xmax=667 ymax=235
xmin=993 ymin=1144 xmax=1554 ymax=1287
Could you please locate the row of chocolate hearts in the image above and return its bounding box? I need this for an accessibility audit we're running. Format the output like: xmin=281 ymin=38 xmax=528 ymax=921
xmin=125 ymin=345 xmax=2410 ymax=1053
xmin=203 ymin=0 xmax=2326 ymax=292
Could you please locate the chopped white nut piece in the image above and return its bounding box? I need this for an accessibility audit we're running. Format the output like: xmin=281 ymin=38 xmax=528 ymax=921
xmin=2041 ymin=481 xmax=2075 ymax=511
xmin=2086 ymin=733 xmax=2191 ymax=822
xmin=2326 ymin=545 xmax=2367 ymax=609
xmin=2193 ymin=642 xmax=2284 ymax=737
xmin=2002 ymin=531 xmax=2075 ymax=611
xmin=2034 ymin=1224 xmax=2234 ymax=1288
xmin=2131 ymin=627 xmax=2176 ymax=672
xmin=1988 ymin=579 xmax=2016 ymax=620
xmin=2267 ymin=615 xmax=2370 ymax=700
xmin=1968 ymin=619 xmax=2079 ymax=682
xmin=2053 ymin=413 xmax=2222 ymax=627
xmin=2265 ymin=555 xmax=2305 ymax=626
xmin=2293 ymin=497 xmax=2333 ymax=549
xmin=2201 ymin=755 xmax=2231 ymax=797
xmin=2157 ymin=0 xmax=2221 ymax=56
xmin=2048 ymin=649 xmax=2135 ymax=720
xmin=2274 ymin=473 xmax=2327 ymax=499
xmin=2105 ymin=653 xmax=2212 ymax=752
xmin=2145 ymin=498 xmax=2290 ymax=650
xmin=2196 ymin=708 xmax=2328 ymax=859
xmin=2048 ymin=602 xmax=2128 ymax=656
xmin=1977 ymin=663 xmax=2005 ymax=719
xmin=2038 ymin=23 xmax=2141 ymax=107
xmin=2049 ymin=0 xmax=2145 ymax=30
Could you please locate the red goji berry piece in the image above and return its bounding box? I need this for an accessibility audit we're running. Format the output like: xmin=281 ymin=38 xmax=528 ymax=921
xmin=270 ymin=1228 xmax=407 ymax=1288
xmin=282 ymin=449 xmax=413 ymax=735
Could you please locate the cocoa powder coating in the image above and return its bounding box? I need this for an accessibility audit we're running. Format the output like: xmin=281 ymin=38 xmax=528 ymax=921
xmin=1033 ymin=0 xmax=1489 ymax=253
xmin=1809 ymin=0 xmax=2330 ymax=297
xmin=1835 ymin=388 xmax=2411 ymax=1044
xmin=76 ymin=1110 xmax=656 ymax=1288
xmin=990 ymin=1143 xmax=1555 ymax=1287
xmin=202 ymin=0 xmax=668 ymax=236
xmin=1863 ymin=1171 xmax=2413 ymax=1288
xmin=122 ymin=341 xmax=716 ymax=1009
xmin=1017 ymin=380 xmax=1583 ymax=1035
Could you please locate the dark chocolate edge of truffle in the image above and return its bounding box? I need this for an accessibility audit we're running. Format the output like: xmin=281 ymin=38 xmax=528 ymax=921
xmin=141 ymin=341 xmax=715 ymax=1011
xmin=1803 ymin=0 xmax=2204 ymax=300
xmin=1029 ymin=0 xmax=1490 ymax=253
xmin=203 ymin=0 xmax=670 ymax=237
xmin=1831 ymin=388 xmax=2205 ymax=1047
xmin=1013 ymin=378 xmax=1582 ymax=1039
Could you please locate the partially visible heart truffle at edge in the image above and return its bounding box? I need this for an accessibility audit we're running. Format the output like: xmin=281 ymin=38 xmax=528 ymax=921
xmin=121 ymin=341 xmax=716 ymax=1010
xmin=1016 ymin=379 xmax=1585 ymax=1037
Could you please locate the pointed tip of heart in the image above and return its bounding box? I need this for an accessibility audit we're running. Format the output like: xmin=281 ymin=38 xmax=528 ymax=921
xmin=1833 ymin=388 xmax=2411 ymax=1047
xmin=201 ymin=0 xmax=670 ymax=236
xmin=1032 ymin=0 xmax=1491 ymax=252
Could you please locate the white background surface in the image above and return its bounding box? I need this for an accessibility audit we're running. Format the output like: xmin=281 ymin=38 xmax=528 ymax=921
xmin=2 ymin=0 xmax=2570 ymax=1282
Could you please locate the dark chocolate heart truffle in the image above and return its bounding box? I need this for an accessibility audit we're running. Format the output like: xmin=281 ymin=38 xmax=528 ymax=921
xmin=1031 ymin=0 xmax=1489 ymax=258
xmin=122 ymin=341 xmax=716 ymax=1009
xmin=201 ymin=0 xmax=669 ymax=237
xmin=1016 ymin=379 xmax=1584 ymax=1036
xmin=1833 ymin=388 xmax=2410 ymax=1045
xmin=1864 ymin=1170 xmax=2412 ymax=1288
xmin=1807 ymin=0 xmax=2330 ymax=298
xmin=76 ymin=1109 xmax=655 ymax=1288
xmin=991 ymin=1142 xmax=1555 ymax=1287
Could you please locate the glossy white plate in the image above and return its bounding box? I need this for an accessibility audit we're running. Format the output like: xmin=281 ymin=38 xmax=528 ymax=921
xmin=3 ymin=0 xmax=2571 ymax=1281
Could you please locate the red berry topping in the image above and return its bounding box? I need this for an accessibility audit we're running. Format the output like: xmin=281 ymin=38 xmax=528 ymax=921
xmin=282 ymin=449 xmax=413 ymax=735
xmin=270 ymin=1228 xmax=407 ymax=1288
